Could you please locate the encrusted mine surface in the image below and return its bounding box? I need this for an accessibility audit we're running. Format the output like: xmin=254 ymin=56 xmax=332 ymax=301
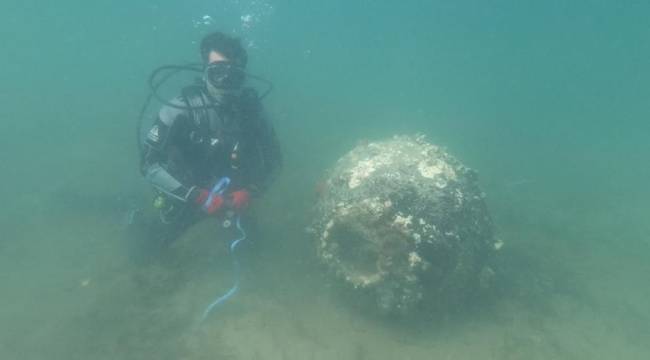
xmin=312 ymin=135 xmax=497 ymax=315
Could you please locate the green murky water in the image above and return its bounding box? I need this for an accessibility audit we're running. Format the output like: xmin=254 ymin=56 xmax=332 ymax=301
xmin=1 ymin=1 xmax=648 ymax=359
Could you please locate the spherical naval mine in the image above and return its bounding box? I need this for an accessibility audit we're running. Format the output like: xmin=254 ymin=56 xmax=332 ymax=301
xmin=312 ymin=135 xmax=498 ymax=315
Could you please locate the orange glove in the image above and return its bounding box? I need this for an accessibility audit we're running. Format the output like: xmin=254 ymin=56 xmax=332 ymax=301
xmin=195 ymin=189 xmax=225 ymax=214
xmin=229 ymin=190 xmax=250 ymax=211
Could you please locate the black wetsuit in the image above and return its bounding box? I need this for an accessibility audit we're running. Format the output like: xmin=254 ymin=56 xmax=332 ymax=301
xmin=139 ymin=85 xmax=281 ymax=235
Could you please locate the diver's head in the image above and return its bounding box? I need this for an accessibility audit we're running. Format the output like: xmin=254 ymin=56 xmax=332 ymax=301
xmin=200 ymin=32 xmax=247 ymax=100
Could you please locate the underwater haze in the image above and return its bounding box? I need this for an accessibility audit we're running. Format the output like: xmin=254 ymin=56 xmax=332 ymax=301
xmin=1 ymin=0 xmax=649 ymax=359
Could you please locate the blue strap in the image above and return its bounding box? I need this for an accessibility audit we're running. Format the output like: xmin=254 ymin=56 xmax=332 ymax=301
xmin=200 ymin=216 xmax=246 ymax=322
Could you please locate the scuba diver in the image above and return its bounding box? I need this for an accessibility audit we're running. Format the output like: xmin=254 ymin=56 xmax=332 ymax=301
xmin=137 ymin=31 xmax=281 ymax=245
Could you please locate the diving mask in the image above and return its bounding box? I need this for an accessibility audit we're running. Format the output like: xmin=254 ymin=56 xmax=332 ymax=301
xmin=204 ymin=61 xmax=245 ymax=91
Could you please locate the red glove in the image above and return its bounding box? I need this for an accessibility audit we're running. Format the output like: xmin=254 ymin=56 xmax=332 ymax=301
xmin=229 ymin=190 xmax=250 ymax=211
xmin=195 ymin=189 xmax=225 ymax=214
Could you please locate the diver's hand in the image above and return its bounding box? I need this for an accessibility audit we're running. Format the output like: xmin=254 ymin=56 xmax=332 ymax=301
xmin=194 ymin=189 xmax=225 ymax=214
xmin=228 ymin=190 xmax=250 ymax=211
